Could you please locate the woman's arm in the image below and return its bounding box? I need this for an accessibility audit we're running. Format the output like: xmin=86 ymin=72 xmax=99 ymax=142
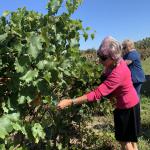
xmin=57 ymin=95 xmax=87 ymax=110
xmin=57 ymin=68 xmax=122 ymax=109
xmin=125 ymin=59 xmax=132 ymax=65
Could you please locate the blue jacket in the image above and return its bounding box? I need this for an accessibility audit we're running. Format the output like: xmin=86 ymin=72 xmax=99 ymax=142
xmin=123 ymin=50 xmax=145 ymax=83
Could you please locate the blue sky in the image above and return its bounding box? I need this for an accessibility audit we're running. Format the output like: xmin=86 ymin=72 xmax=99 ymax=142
xmin=0 ymin=0 xmax=150 ymax=50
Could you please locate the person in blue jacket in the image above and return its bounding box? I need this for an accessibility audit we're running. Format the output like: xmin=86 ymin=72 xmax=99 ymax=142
xmin=122 ymin=39 xmax=145 ymax=98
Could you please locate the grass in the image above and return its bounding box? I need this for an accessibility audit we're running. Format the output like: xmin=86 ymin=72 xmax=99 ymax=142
xmin=137 ymin=96 xmax=150 ymax=149
xmin=141 ymin=57 xmax=150 ymax=96
xmin=142 ymin=57 xmax=150 ymax=75
xmin=138 ymin=59 xmax=150 ymax=150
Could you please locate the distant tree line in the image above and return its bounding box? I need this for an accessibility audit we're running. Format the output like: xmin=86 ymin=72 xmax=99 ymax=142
xmin=80 ymin=48 xmax=97 ymax=61
xmin=80 ymin=37 xmax=150 ymax=61
xmin=135 ymin=37 xmax=150 ymax=60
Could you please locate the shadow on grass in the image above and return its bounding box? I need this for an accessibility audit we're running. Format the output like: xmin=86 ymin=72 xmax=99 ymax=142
xmin=141 ymin=123 xmax=150 ymax=143
xmin=141 ymin=75 xmax=150 ymax=97
xmin=93 ymin=124 xmax=114 ymax=132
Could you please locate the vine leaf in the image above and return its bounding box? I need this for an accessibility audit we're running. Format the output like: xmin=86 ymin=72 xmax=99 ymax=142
xmin=32 ymin=123 xmax=46 ymax=143
xmin=20 ymin=69 xmax=39 ymax=83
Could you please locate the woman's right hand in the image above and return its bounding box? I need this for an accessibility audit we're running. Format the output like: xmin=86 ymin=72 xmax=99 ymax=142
xmin=57 ymin=99 xmax=72 ymax=110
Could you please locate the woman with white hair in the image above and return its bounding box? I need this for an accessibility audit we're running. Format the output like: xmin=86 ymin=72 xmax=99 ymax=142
xmin=57 ymin=36 xmax=140 ymax=150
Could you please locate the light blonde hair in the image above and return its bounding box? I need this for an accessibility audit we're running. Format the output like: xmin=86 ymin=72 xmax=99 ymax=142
xmin=122 ymin=39 xmax=135 ymax=50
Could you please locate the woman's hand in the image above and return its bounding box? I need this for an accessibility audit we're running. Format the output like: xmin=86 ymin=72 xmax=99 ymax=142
xmin=57 ymin=99 xmax=72 ymax=110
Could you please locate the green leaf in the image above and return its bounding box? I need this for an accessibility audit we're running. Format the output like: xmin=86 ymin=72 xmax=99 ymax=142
xmin=37 ymin=60 xmax=49 ymax=70
xmin=17 ymin=96 xmax=26 ymax=104
xmin=86 ymin=27 xmax=91 ymax=31
xmin=28 ymin=33 xmax=42 ymax=59
xmin=2 ymin=102 xmax=9 ymax=113
xmin=66 ymin=0 xmax=83 ymax=15
xmin=47 ymin=0 xmax=63 ymax=15
xmin=0 ymin=144 xmax=6 ymax=150
xmin=43 ymin=71 xmax=51 ymax=82
xmin=56 ymin=143 xmax=63 ymax=150
xmin=13 ymin=42 xmax=23 ymax=56
xmin=6 ymin=98 xmax=14 ymax=111
xmin=6 ymin=113 xmax=20 ymax=122
xmin=37 ymin=79 xmax=51 ymax=95
xmin=20 ymin=69 xmax=39 ymax=83
xmin=0 ymin=33 xmax=7 ymax=42
xmin=70 ymin=38 xmax=78 ymax=47
xmin=0 ymin=113 xmax=19 ymax=139
xmin=11 ymin=122 xmax=27 ymax=136
xmin=41 ymin=27 xmax=49 ymax=46
xmin=64 ymin=70 xmax=71 ymax=76
xmin=2 ymin=10 xmax=10 ymax=17
xmin=0 ymin=128 xmax=8 ymax=139
xmin=12 ymin=122 xmax=22 ymax=131
xmin=32 ymin=123 xmax=46 ymax=143
xmin=91 ymin=33 xmax=95 ymax=40
xmin=15 ymin=58 xmax=25 ymax=73
xmin=83 ymin=32 xmax=88 ymax=41
xmin=0 ymin=117 xmax=12 ymax=133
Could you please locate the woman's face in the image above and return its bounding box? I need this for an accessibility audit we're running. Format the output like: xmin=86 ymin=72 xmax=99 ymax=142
xmin=98 ymin=55 xmax=114 ymax=68
xmin=122 ymin=45 xmax=129 ymax=55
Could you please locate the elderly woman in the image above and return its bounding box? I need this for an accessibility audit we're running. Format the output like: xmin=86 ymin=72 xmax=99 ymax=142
xmin=122 ymin=39 xmax=145 ymax=97
xmin=57 ymin=36 xmax=140 ymax=150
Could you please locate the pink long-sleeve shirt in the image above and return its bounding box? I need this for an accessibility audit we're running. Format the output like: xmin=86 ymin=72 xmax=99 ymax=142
xmin=86 ymin=59 xmax=139 ymax=109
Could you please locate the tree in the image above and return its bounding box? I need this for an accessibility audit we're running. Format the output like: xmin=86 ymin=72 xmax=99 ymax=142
xmin=0 ymin=1 xmax=102 ymax=149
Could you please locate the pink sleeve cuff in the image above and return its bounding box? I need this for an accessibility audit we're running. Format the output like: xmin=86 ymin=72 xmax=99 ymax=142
xmin=85 ymin=90 xmax=102 ymax=102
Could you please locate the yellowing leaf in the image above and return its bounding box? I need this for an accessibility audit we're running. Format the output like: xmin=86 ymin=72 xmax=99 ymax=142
xmin=2 ymin=10 xmax=10 ymax=17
